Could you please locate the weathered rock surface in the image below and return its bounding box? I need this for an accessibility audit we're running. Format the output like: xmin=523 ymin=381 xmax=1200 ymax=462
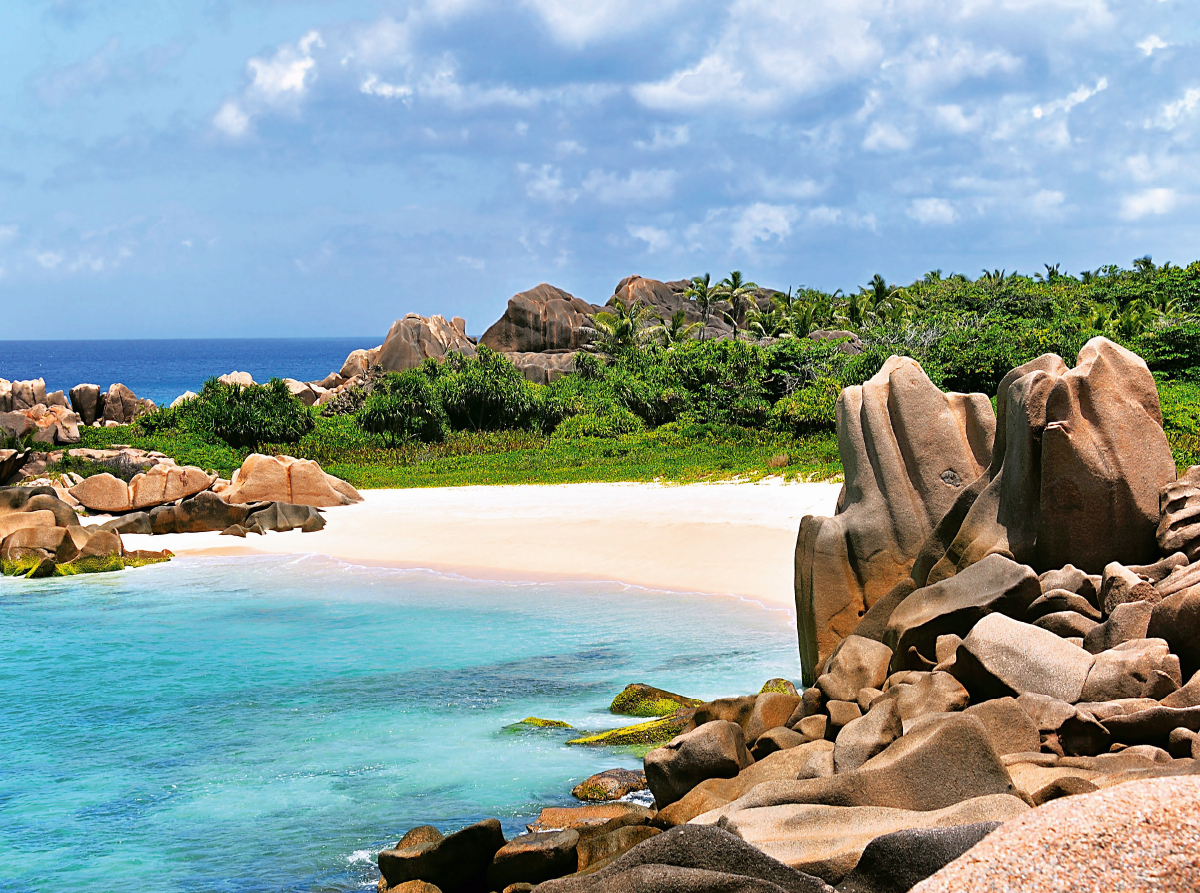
xmin=833 ymin=700 xmax=902 ymax=773
xmin=816 ymin=637 xmax=893 ymax=703
xmin=149 ymin=491 xmax=253 ymax=534
xmin=533 ymin=824 xmax=834 ymax=893
xmin=882 ymin=555 xmax=1041 ymax=670
xmin=1083 ymin=599 xmax=1155 ymax=654
xmin=795 ymin=357 xmax=994 ymax=682
xmin=223 ymin=454 xmax=362 ymax=507
xmin=962 ymin=698 xmax=1040 ymax=756
xmin=480 ymin=284 xmax=600 ymax=354
xmin=487 ymin=830 xmax=578 ymax=890
xmin=1158 ymin=465 xmax=1200 ymax=561
xmin=950 ymin=613 xmax=1095 ymax=703
xmin=916 ymin=338 xmax=1175 ymax=583
xmin=68 ymin=383 xmax=103 ymax=425
xmin=910 ymin=777 xmax=1200 ymax=893
xmin=377 ymin=314 xmax=478 ymax=372
xmin=377 ymin=818 xmax=505 ymax=892
xmin=506 ymin=351 xmax=577 ymax=385
xmin=835 ymin=822 xmax=1000 ymax=893
xmin=717 ymin=795 xmax=1026 ymax=884
xmin=102 ymin=383 xmax=151 ymax=425
xmin=1080 ymin=638 xmax=1182 ymax=702
xmin=645 ymin=720 xmax=753 ymax=808
xmin=571 ymin=769 xmax=648 ymax=802
xmin=1148 ymin=587 xmax=1200 ymax=679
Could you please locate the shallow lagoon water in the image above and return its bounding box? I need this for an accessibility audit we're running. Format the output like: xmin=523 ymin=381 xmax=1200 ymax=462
xmin=0 ymin=555 xmax=799 ymax=892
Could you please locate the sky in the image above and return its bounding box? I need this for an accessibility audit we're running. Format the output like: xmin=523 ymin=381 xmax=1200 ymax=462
xmin=1 ymin=0 xmax=1198 ymax=339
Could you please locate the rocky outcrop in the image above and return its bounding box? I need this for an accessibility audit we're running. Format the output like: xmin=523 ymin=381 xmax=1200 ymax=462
xmin=377 ymin=314 xmax=477 ymax=372
xmin=68 ymin=384 xmax=103 ymax=425
xmin=507 ymin=351 xmax=577 ymax=385
xmin=102 ymin=383 xmax=155 ymax=425
xmin=1159 ymin=466 xmax=1200 ymax=562
xmin=222 ymin=454 xmax=362 ymax=507
xmin=915 ymin=338 xmax=1175 ymax=584
xmin=481 ymin=284 xmax=601 ymax=354
xmin=68 ymin=465 xmax=217 ymax=512
xmin=795 ymin=356 xmax=995 ymax=683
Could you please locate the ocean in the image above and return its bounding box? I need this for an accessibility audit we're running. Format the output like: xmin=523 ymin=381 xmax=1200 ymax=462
xmin=0 ymin=339 xmax=375 ymax=409
xmin=0 ymin=555 xmax=800 ymax=892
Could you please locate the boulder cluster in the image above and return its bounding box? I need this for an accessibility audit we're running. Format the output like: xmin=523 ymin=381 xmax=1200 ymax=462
xmin=0 ymin=451 xmax=362 ymax=577
xmin=0 ymin=379 xmax=155 ymax=447
xmin=375 ymin=335 xmax=1200 ymax=893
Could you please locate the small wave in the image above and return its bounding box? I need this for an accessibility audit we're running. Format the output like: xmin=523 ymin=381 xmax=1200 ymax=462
xmin=347 ymin=849 xmax=375 ymax=864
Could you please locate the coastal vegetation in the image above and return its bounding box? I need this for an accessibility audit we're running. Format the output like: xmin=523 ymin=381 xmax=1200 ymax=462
xmin=66 ymin=256 xmax=1200 ymax=485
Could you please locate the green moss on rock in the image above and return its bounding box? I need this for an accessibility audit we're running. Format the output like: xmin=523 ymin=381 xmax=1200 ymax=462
xmin=759 ymin=678 xmax=799 ymax=696
xmin=1 ymin=556 xmax=54 ymax=578
xmin=510 ymin=717 xmax=573 ymax=729
xmin=2 ymin=551 xmax=171 ymax=578
xmin=609 ymin=683 xmax=702 ymax=717
xmin=567 ymin=709 xmax=695 ymax=748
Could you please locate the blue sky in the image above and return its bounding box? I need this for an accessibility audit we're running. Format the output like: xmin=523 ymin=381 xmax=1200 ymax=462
xmin=2 ymin=0 xmax=1198 ymax=339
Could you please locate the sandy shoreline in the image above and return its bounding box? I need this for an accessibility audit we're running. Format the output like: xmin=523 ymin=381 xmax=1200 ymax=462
xmin=120 ymin=480 xmax=841 ymax=609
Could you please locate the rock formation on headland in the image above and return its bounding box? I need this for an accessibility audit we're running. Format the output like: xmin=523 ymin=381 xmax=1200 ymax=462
xmin=372 ymin=334 xmax=1200 ymax=893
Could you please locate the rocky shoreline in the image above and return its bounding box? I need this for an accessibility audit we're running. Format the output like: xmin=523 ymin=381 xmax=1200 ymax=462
xmin=368 ymin=336 xmax=1200 ymax=893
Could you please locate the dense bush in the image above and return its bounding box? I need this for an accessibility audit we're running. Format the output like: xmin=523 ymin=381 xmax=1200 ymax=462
xmin=136 ymin=378 xmax=314 ymax=449
xmin=769 ymin=379 xmax=841 ymax=436
xmin=357 ymin=371 xmax=448 ymax=445
xmin=435 ymin=347 xmax=538 ymax=431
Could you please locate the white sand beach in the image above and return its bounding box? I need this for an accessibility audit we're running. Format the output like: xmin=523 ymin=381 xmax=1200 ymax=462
xmin=120 ymin=480 xmax=841 ymax=608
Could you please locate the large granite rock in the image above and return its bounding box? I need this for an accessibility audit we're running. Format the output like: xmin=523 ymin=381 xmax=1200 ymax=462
xmin=716 ymin=794 xmax=1026 ymax=884
xmin=11 ymin=379 xmax=47 ymax=411
xmin=487 ymin=830 xmax=579 ymax=890
xmin=69 ymin=466 xmax=216 ymax=512
xmin=795 ymin=357 xmax=994 ymax=683
xmin=69 ymin=384 xmax=103 ymax=426
xmin=644 ymin=720 xmax=753 ymax=808
xmin=376 ymin=314 xmax=477 ymax=372
xmin=915 ymin=338 xmax=1176 ymax=583
xmin=223 ymin=454 xmax=362 ymax=508
xmin=102 ymin=383 xmax=145 ymax=425
xmin=1159 ymin=466 xmax=1200 ymax=561
xmin=149 ymin=491 xmax=253 ymax=534
xmin=949 ymin=613 xmax=1095 ymax=703
xmin=377 ymin=818 xmax=505 ymax=891
xmin=909 ymin=777 xmax=1200 ymax=893
xmin=816 ymin=636 xmax=893 ymax=703
xmin=506 ymin=351 xmax=577 ymax=385
xmin=533 ymin=824 xmax=834 ymax=893
xmin=610 ymin=275 xmax=733 ymax=339
xmin=339 ymin=346 xmax=382 ymax=378
xmin=480 ymin=284 xmax=600 ymax=353
xmin=882 ymin=555 xmax=1041 ymax=670
xmin=1148 ymin=588 xmax=1200 ymax=679
xmin=836 ymin=822 xmax=1000 ymax=893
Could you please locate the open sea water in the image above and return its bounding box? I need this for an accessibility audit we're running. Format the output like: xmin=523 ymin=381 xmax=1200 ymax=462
xmin=0 ymin=556 xmax=800 ymax=892
xmin=0 ymin=339 xmax=374 ymax=409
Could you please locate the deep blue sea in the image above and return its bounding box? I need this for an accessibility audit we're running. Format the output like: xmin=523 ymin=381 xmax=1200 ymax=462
xmin=0 ymin=339 xmax=374 ymax=408
xmin=0 ymin=556 xmax=800 ymax=892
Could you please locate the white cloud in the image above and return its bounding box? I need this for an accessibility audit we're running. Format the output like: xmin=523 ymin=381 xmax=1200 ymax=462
xmin=523 ymin=0 xmax=684 ymax=44
xmin=360 ymin=74 xmax=412 ymax=100
xmin=212 ymin=101 xmax=250 ymax=137
xmin=635 ymin=125 xmax=689 ymax=151
xmin=581 ymin=168 xmax=675 ymax=203
xmin=633 ymin=0 xmax=882 ymax=111
xmin=935 ymin=104 xmax=980 ymax=133
xmin=628 ymin=225 xmax=673 ymax=252
xmin=1120 ymin=187 xmax=1178 ymax=220
xmin=35 ymin=251 xmax=64 ymax=269
xmin=863 ymin=121 xmax=911 ymax=152
xmin=1158 ymin=87 xmax=1200 ymax=129
xmin=731 ymin=202 xmax=797 ymax=250
xmin=212 ymin=31 xmax=324 ymax=137
xmin=0 ymin=224 xmax=17 ymax=241
xmin=1137 ymin=35 xmax=1168 ymax=56
xmin=885 ymin=36 xmax=1021 ymax=94
xmin=1031 ymin=189 xmax=1065 ymax=215
xmin=518 ymin=164 xmax=576 ymax=202
xmin=908 ymin=197 xmax=957 ymax=224
xmin=1032 ymin=77 xmax=1107 ymax=118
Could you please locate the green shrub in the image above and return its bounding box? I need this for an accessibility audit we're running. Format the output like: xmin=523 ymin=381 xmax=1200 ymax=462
xmin=552 ymin=407 xmax=646 ymax=440
xmin=769 ymin=379 xmax=841 ymax=435
xmin=138 ymin=378 xmax=314 ymax=449
xmin=356 ymin=371 xmax=448 ymax=445
xmin=437 ymin=347 xmax=538 ymax=431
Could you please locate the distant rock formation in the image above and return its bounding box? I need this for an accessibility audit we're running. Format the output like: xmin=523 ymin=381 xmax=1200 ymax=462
xmin=378 ymin=314 xmax=477 ymax=372
xmin=480 ymin=284 xmax=602 ymax=354
xmin=794 ymin=356 xmax=995 ymax=683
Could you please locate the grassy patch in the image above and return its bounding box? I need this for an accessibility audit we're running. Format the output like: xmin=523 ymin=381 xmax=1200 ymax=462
xmin=77 ymin=417 xmax=842 ymax=488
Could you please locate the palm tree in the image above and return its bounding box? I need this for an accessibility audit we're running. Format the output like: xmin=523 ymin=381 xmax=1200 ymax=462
xmin=789 ymin=291 xmax=834 ymax=337
xmin=715 ymin=270 xmax=760 ymax=336
xmin=1035 ymin=263 xmax=1064 ymax=283
xmin=745 ymin=303 xmax=789 ymax=340
xmin=1133 ymin=255 xmax=1156 ymax=275
xmin=591 ymin=297 xmax=653 ymax=355
xmin=684 ymin=273 xmax=719 ymax=339
xmin=647 ymin=309 xmax=702 ymax=347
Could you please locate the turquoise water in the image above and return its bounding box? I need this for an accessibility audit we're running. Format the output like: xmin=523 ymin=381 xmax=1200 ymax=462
xmin=0 ymin=556 xmax=799 ymax=892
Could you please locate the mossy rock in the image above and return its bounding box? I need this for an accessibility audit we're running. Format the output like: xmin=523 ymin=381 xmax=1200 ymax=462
xmin=759 ymin=678 xmax=799 ymax=696
xmin=2 ymin=551 xmax=171 ymax=579
xmin=508 ymin=717 xmax=574 ymax=729
xmin=1 ymin=556 xmax=55 ymax=578
xmin=567 ymin=709 xmax=695 ymax=748
xmin=609 ymin=683 xmax=703 ymax=718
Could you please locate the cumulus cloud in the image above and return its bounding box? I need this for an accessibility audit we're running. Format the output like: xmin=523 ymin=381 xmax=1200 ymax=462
xmin=908 ymin=198 xmax=957 ymax=225
xmin=582 ymin=169 xmax=675 ymax=203
xmin=1137 ymin=35 xmax=1169 ymax=56
xmin=863 ymin=122 xmax=911 ymax=152
xmin=523 ymin=0 xmax=685 ymax=44
xmin=628 ymin=224 xmax=673 ymax=252
xmin=1158 ymin=87 xmax=1200 ymax=129
xmin=1032 ymin=77 xmax=1108 ymax=118
xmin=1120 ymin=187 xmax=1178 ymax=220
xmin=213 ymin=31 xmax=324 ymax=137
xmin=731 ymin=202 xmax=798 ymax=250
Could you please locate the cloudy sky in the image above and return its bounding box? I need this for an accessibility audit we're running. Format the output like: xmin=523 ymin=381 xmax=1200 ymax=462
xmin=2 ymin=0 xmax=1198 ymax=338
